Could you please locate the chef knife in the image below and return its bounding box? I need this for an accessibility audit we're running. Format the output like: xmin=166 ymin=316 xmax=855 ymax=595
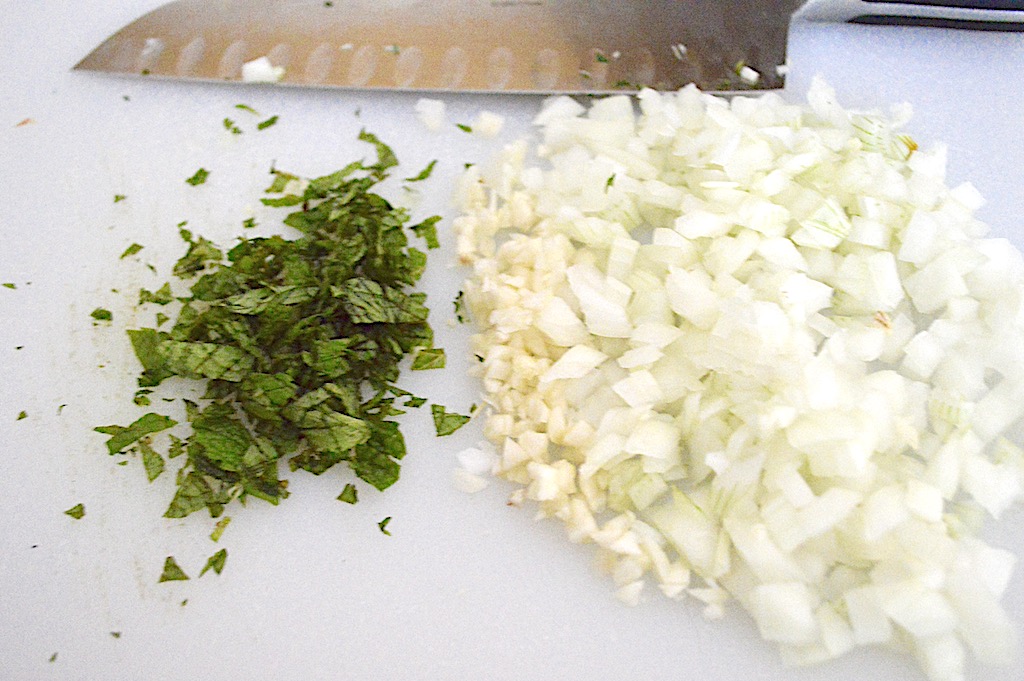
xmin=73 ymin=0 xmax=1024 ymax=95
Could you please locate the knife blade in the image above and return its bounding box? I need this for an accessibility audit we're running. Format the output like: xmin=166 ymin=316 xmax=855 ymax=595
xmin=73 ymin=0 xmax=805 ymax=94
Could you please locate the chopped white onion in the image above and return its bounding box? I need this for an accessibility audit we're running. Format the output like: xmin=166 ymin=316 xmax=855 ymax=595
xmin=455 ymin=78 xmax=1024 ymax=681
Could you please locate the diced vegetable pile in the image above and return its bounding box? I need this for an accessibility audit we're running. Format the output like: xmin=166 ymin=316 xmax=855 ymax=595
xmin=454 ymin=79 xmax=1024 ymax=680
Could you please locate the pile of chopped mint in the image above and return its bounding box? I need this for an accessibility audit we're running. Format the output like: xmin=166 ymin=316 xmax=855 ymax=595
xmin=95 ymin=132 xmax=463 ymax=522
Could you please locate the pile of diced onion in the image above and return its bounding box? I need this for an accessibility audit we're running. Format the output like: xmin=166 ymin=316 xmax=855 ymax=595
xmin=452 ymin=79 xmax=1024 ymax=680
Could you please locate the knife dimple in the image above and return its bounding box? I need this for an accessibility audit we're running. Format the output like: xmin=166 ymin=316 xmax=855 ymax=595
xmin=439 ymin=47 xmax=469 ymax=89
xmin=303 ymin=43 xmax=336 ymax=85
xmin=347 ymin=45 xmax=379 ymax=86
xmin=176 ymin=37 xmax=206 ymax=77
xmin=218 ymin=40 xmax=248 ymax=80
xmin=485 ymin=47 xmax=514 ymax=90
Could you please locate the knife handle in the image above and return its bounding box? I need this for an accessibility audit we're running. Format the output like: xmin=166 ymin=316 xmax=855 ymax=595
xmin=799 ymin=0 xmax=1024 ymax=29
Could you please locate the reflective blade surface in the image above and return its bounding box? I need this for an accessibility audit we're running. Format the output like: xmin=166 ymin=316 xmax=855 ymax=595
xmin=74 ymin=0 xmax=804 ymax=94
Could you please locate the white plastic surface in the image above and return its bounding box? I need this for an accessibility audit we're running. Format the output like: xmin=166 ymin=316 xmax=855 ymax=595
xmin=1 ymin=3 xmax=1023 ymax=680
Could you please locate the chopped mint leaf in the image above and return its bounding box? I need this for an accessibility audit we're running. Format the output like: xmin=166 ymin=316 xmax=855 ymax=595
xmin=97 ymin=131 xmax=441 ymax=528
xmin=242 ymin=217 xmax=257 ymax=229
xmin=235 ymin=104 xmax=259 ymax=115
xmin=49 ymin=653 xmax=57 ymax=663
xmin=2 ymin=282 xmax=15 ymax=289
xmin=155 ymin=312 xmax=170 ymax=327
xmin=378 ymin=516 xmax=392 ymax=535
xmin=110 ymin=632 xmax=121 ymax=639
xmin=404 ymin=396 xmax=427 ymax=408
xmin=210 ymin=516 xmax=231 ymax=542
xmin=114 ymin=194 xmax=127 ymax=203
xmin=431 ymin=404 xmax=471 ymax=436
xmin=404 ymin=159 xmax=437 ymax=183
xmin=596 ymin=52 xmax=610 ymax=63
xmin=64 ymin=503 xmax=85 ymax=519
xmin=16 ymin=410 xmax=27 ymax=421
xmin=223 ymin=118 xmax=243 ymax=135
xmin=139 ymin=282 xmax=173 ymax=305
xmin=120 ymin=243 xmax=143 ymax=259
xmin=199 ymin=548 xmax=227 ymax=576
xmin=137 ymin=440 xmax=165 ymax=482
xmin=337 ymin=483 xmax=358 ymax=504
xmin=411 ymin=347 xmax=445 ymax=371
xmin=91 ymin=308 xmax=113 ymax=322
xmin=185 ymin=168 xmax=210 ymax=186
xmin=456 ymin=123 xmax=472 ymax=133
xmin=158 ymin=556 xmax=189 ymax=582
xmin=94 ymin=413 xmax=177 ymax=455
xmin=257 ymin=115 xmax=279 ymax=130
xmin=410 ymin=215 xmax=441 ymax=249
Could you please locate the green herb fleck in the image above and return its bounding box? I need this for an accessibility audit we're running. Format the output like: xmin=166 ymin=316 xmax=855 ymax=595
xmin=64 ymin=503 xmax=85 ymax=519
xmin=410 ymin=216 xmax=441 ymax=249
xmin=606 ymin=174 xmax=616 ymax=191
xmin=133 ymin=390 xmax=152 ymax=407
xmin=57 ymin=404 xmax=67 ymax=415
xmin=94 ymin=413 xmax=177 ymax=455
xmin=242 ymin=217 xmax=257 ymax=229
xmin=16 ymin=410 xmax=27 ymax=421
xmin=595 ymin=52 xmax=610 ymax=63
xmin=454 ymin=290 xmax=466 ymax=323
xmin=235 ymin=104 xmax=259 ymax=115
xmin=155 ymin=312 xmax=170 ymax=327
xmin=2 ymin=283 xmax=15 ymax=290
xmin=49 ymin=653 xmax=57 ymax=663
xmin=411 ymin=347 xmax=445 ymax=371
xmin=257 ymin=115 xmax=279 ymax=131
xmin=199 ymin=548 xmax=227 ymax=576
xmin=158 ymin=556 xmax=189 ymax=582
xmin=137 ymin=440 xmax=165 ymax=482
xmin=120 ymin=243 xmax=143 ymax=259
xmin=431 ymin=404 xmax=471 ymax=436
xmin=378 ymin=516 xmax=392 ymax=535
xmin=114 ymin=194 xmax=127 ymax=203
xmin=337 ymin=483 xmax=358 ymax=504
xmin=139 ymin=283 xmax=174 ymax=306
xmin=223 ymin=118 xmax=243 ymax=135
xmin=404 ymin=159 xmax=437 ymax=183
xmin=181 ymin=599 xmax=188 ymax=606
xmin=110 ymin=632 xmax=121 ymax=639
xmin=210 ymin=516 xmax=231 ymax=542
xmin=91 ymin=308 xmax=113 ymax=322
xmin=185 ymin=168 xmax=210 ymax=186
xmin=456 ymin=123 xmax=472 ymax=133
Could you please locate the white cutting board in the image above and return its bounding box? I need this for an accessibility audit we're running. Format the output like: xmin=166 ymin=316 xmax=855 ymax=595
xmin=1 ymin=3 xmax=1023 ymax=680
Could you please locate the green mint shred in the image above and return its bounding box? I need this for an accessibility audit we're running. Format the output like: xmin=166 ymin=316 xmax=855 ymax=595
xmin=199 ymin=548 xmax=227 ymax=576
xmin=378 ymin=516 xmax=392 ymax=535
xmin=337 ymin=483 xmax=358 ymax=504
xmin=210 ymin=516 xmax=231 ymax=542
xmin=431 ymin=404 xmax=471 ymax=436
xmin=185 ymin=168 xmax=210 ymax=186
xmin=2 ymin=282 xmax=15 ymax=290
xmin=120 ymin=243 xmax=143 ymax=259
xmin=94 ymin=413 xmax=177 ymax=455
xmin=223 ymin=118 xmax=243 ymax=135
xmin=64 ymin=503 xmax=85 ymax=519
xmin=456 ymin=123 xmax=472 ymax=133
xmin=411 ymin=347 xmax=445 ymax=371
xmin=257 ymin=115 xmax=279 ymax=130
xmin=114 ymin=194 xmax=127 ymax=203
xmin=16 ymin=410 xmax=27 ymax=421
xmin=91 ymin=308 xmax=113 ymax=322
xmin=97 ymin=132 xmax=442 ymax=525
xmin=158 ymin=556 xmax=189 ymax=582
xmin=404 ymin=159 xmax=437 ymax=183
